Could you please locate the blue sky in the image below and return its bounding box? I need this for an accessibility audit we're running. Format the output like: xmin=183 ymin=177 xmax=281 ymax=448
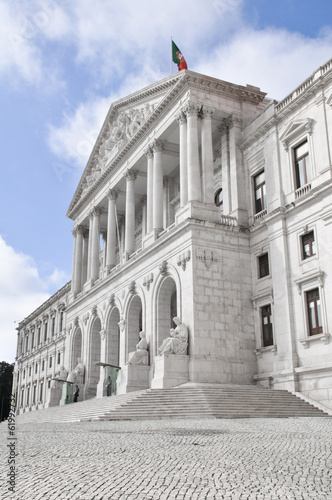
xmin=1 ymin=0 xmax=332 ymax=362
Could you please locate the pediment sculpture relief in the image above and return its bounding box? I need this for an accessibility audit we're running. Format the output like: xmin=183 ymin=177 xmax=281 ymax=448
xmin=81 ymin=103 xmax=155 ymax=197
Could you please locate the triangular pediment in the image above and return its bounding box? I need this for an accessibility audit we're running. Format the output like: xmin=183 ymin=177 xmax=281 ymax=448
xmin=67 ymin=71 xmax=187 ymax=217
xmin=279 ymin=118 xmax=314 ymax=151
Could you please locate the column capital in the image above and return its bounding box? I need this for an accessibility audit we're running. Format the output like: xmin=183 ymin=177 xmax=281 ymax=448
xmin=124 ymin=169 xmax=138 ymax=182
xmin=145 ymin=147 xmax=153 ymax=159
xmin=107 ymin=189 xmax=118 ymax=201
xmin=224 ymin=114 xmax=243 ymax=129
xmin=182 ymin=101 xmax=200 ymax=118
xmin=151 ymin=139 xmax=164 ymax=153
xmin=91 ymin=206 xmax=102 ymax=217
xmin=176 ymin=111 xmax=187 ymax=125
xmin=200 ymin=107 xmax=214 ymax=120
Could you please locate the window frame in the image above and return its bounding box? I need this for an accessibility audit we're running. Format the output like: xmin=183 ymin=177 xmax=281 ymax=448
xmin=258 ymin=253 xmax=270 ymax=279
xmin=253 ymin=170 xmax=266 ymax=214
xmin=306 ymin=288 xmax=323 ymax=336
xmin=293 ymin=139 xmax=310 ymax=189
xmin=260 ymin=304 xmax=274 ymax=347
xmin=301 ymin=230 xmax=316 ymax=260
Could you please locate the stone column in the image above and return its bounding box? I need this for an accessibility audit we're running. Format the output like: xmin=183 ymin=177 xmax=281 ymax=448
xmin=71 ymin=227 xmax=77 ymax=293
xmin=82 ymin=228 xmax=89 ymax=285
xmin=90 ymin=207 xmax=102 ymax=283
xmin=220 ymin=120 xmax=231 ymax=214
xmin=73 ymin=225 xmax=84 ymax=294
xmin=176 ymin=111 xmax=188 ymax=207
xmin=184 ymin=102 xmax=201 ymax=202
xmin=228 ymin=114 xmax=247 ymax=225
xmin=146 ymin=148 xmax=154 ymax=233
xmin=87 ymin=212 xmax=94 ymax=281
xmin=152 ymin=139 xmax=164 ymax=232
xmin=201 ymin=107 xmax=214 ymax=204
xmin=106 ymin=190 xmax=118 ymax=272
xmin=124 ymin=169 xmax=137 ymax=256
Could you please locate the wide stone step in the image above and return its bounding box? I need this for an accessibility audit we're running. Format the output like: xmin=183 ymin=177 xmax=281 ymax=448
xmin=15 ymin=385 xmax=330 ymax=422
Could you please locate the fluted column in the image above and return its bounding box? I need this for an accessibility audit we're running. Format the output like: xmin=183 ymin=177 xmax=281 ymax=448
xmin=176 ymin=111 xmax=188 ymax=206
xmin=124 ymin=169 xmax=137 ymax=256
xmin=146 ymin=148 xmax=154 ymax=233
xmin=90 ymin=207 xmax=102 ymax=282
xmin=152 ymin=139 xmax=164 ymax=232
xmin=201 ymin=107 xmax=214 ymax=204
xmin=184 ymin=102 xmax=201 ymax=202
xmin=106 ymin=190 xmax=118 ymax=272
xmin=73 ymin=225 xmax=84 ymax=294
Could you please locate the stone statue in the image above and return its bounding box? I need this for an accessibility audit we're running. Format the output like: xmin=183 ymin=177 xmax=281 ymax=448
xmin=158 ymin=317 xmax=188 ymax=355
xmin=58 ymin=366 xmax=68 ymax=381
xmin=128 ymin=331 xmax=149 ymax=365
xmin=67 ymin=358 xmax=85 ymax=384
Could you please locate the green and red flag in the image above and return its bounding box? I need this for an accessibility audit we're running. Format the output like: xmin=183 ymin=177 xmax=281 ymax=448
xmin=172 ymin=41 xmax=188 ymax=71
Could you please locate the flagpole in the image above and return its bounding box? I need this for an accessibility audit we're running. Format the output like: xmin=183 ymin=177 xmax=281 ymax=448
xmin=171 ymin=36 xmax=173 ymax=75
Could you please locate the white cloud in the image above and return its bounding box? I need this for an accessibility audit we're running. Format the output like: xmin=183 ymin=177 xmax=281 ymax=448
xmin=0 ymin=236 xmax=69 ymax=363
xmin=47 ymin=66 xmax=165 ymax=168
xmin=194 ymin=27 xmax=332 ymax=100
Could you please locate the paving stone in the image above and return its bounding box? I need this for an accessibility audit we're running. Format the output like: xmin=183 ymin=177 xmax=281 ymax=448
xmin=0 ymin=418 xmax=332 ymax=499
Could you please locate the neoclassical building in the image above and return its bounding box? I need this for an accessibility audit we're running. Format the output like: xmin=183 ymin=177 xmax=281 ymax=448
xmin=15 ymin=57 xmax=332 ymax=413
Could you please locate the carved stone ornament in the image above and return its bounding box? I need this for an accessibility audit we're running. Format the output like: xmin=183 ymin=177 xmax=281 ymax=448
xmin=159 ymin=261 xmax=168 ymax=277
xmin=177 ymin=251 xmax=191 ymax=271
xmin=109 ymin=294 xmax=115 ymax=306
xmin=118 ymin=317 xmax=126 ymax=332
xmin=74 ymin=317 xmax=79 ymax=327
xmin=99 ymin=329 xmax=106 ymax=341
xmin=129 ymin=281 xmax=136 ymax=295
xmin=92 ymin=305 xmax=98 ymax=317
xmin=143 ymin=273 xmax=154 ymax=291
xmin=83 ymin=312 xmax=90 ymax=325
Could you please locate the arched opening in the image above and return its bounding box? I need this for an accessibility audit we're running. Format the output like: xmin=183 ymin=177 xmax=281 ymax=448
xmin=107 ymin=308 xmax=120 ymax=366
xmin=86 ymin=317 xmax=102 ymax=398
xmin=127 ymin=295 xmax=143 ymax=363
xmin=71 ymin=327 xmax=82 ymax=371
xmin=156 ymin=277 xmax=177 ymax=354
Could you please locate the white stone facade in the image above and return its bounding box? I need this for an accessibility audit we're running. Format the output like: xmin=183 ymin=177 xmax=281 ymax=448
xmin=15 ymin=59 xmax=332 ymax=413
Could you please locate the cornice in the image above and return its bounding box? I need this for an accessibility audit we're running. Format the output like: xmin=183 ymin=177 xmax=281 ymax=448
xmin=17 ymin=281 xmax=71 ymax=331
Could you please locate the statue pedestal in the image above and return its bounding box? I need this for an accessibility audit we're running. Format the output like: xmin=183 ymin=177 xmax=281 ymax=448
xmin=60 ymin=382 xmax=73 ymax=405
xmin=118 ymin=365 xmax=150 ymax=394
xmin=151 ymin=354 xmax=189 ymax=389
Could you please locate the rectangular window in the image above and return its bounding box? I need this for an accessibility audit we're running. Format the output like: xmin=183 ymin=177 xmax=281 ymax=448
xmin=306 ymin=288 xmax=323 ymax=336
xmin=31 ymin=331 xmax=34 ymax=349
xmin=301 ymin=231 xmax=316 ymax=260
xmin=49 ymin=356 xmax=52 ymax=368
xmin=57 ymin=352 xmax=61 ymax=365
xmin=29 ymin=366 xmax=31 ymax=377
xmin=294 ymin=140 xmax=310 ymax=188
xmin=42 ymin=360 xmax=45 ymax=371
xmin=37 ymin=327 xmax=41 ymax=345
xmin=254 ymin=171 xmax=266 ymax=214
xmin=39 ymin=382 xmax=43 ymax=402
xmin=60 ymin=311 xmax=64 ymax=332
xmin=258 ymin=253 xmax=269 ymax=278
xmin=51 ymin=317 xmax=55 ymax=337
xmin=261 ymin=304 xmax=273 ymax=347
xmin=44 ymin=322 xmax=48 ymax=341
xmin=23 ymin=369 xmax=26 ymax=379
xmin=35 ymin=363 xmax=38 ymax=374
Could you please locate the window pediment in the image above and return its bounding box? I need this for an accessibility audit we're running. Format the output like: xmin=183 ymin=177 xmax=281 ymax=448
xmin=279 ymin=118 xmax=314 ymax=151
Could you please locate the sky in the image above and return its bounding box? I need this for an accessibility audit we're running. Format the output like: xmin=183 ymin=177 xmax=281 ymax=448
xmin=1 ymin=0 xmax=332 ymax=363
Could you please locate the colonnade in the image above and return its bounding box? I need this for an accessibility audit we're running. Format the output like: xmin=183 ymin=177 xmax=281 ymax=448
xmin=71 ymin=102 xmax=216 ymax=296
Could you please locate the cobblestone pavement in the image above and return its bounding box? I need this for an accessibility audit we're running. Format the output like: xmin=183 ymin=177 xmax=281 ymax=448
xmin=1 ymin=417 xmax=332 ymax=500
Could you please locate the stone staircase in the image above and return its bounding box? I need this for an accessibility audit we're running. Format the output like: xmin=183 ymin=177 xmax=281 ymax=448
xmin=15 ymin=385 xmax=330 ymax=424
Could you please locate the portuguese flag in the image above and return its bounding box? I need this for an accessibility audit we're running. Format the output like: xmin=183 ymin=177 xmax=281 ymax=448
xmin=172 ymin=41 xmax=188 ymax=71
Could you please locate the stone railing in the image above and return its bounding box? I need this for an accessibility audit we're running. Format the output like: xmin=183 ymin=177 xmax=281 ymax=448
xmin=220 ymin=215 xmax=237 ymax=227
xmin=253 ymin=209 xmax=267 ymax=223
xmin=276 ymin=56 xmax=332 ymax=114
xmin=295 ymin=183 xmax=311 ymax=199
